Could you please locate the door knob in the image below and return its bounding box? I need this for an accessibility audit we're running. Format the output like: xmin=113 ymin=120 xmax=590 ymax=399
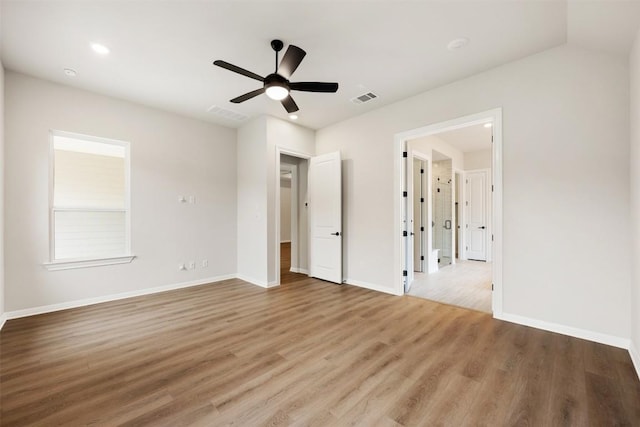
xmin=332 ymin=232 xmax=341 ymax=236
xmin=479 ymin=226 xmax=486 ymax=229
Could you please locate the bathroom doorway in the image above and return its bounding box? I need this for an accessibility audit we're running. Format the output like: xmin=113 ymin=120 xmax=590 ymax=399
xmin=398 ymin=109 xmax=501 ymax=314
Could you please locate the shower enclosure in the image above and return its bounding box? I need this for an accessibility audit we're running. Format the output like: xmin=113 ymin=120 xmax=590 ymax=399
xmin=432 ymin=155 xmax=453 ymax=268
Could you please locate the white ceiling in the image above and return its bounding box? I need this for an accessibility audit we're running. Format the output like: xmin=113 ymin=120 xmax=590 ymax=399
xmin=436 ymin=123 xmax=493 ymax=153
xmin=0 ymin=1 xmax=637 ymax=130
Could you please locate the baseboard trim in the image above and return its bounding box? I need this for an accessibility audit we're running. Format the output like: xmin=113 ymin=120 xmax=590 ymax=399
xmin=235 ymin=274 xmax=271 ymax=288
xmin=345 ymin=278 xmax=403 ymax=296
xmin=289 ymin=267 xmax=309 ymax=274
xmin=495 ymin=312 xmax=630 ymax=349
xmin=630 ymin=341 xmax=640 ymax=381
xmin=5 ymin=274 xmax=237 ymax=321
xmin=0 ymin=313 xmax=7 ymax=331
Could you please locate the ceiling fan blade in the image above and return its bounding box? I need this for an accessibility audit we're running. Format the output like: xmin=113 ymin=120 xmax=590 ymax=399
xmin=230 ymin=88 xmax=266 ymax=103
xmin=213 ymin=60 xmax=264 ymax=82
xmin=281 ymin=95 xmax=299 ymax=113
xmin=278 ymin=45 xmax=306 ymax=79
xmin=289 ymin=82 xmax=338 ymax=93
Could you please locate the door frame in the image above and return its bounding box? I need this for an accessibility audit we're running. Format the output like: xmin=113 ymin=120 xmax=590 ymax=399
xmin=394 ymin=108 xmax=503 ymax=316
xmin=455 ymin=170 xmax=466 ymax=261
xmin=275 ymin=147 xmax=311 ymax=286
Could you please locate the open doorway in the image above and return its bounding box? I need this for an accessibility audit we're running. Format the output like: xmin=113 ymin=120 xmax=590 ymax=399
xmin=397 ymin=109 xmax=502 ymax=315
xmin=278 ymin=153 xmax=310 ymax=285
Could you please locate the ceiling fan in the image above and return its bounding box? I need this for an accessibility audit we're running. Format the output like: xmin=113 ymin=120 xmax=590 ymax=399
xmin=213 ymin=39 xmax=338 ymax=114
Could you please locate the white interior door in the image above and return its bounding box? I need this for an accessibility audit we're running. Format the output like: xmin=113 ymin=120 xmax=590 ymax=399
xmin=309 ymin=151 xmax=342 ymax=283
xmin=466 ymin=170 xmax=487 ymax=261
xmin=413 ymin=159 xmax=426 ymax=272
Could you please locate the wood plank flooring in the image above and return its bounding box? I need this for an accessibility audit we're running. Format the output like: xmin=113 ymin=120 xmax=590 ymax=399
xmin=1 ymin=269 xmax=639 ymax=425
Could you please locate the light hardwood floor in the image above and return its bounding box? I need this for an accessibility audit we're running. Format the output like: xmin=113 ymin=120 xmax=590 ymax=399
xmin=1 ymin=265 xmax=639 ymax=425
xmin=408 ymin=260 xmax=492 ymax=313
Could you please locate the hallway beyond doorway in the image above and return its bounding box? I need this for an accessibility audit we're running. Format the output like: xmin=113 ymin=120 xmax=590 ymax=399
xmin=280 ymin=242 xmax=307 ymax=285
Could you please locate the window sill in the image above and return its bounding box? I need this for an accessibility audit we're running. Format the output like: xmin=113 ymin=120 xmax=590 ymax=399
xmin=43 ymin=255 xmax=136 ymax=271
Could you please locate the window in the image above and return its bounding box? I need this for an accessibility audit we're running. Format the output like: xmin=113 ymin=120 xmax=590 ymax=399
xmin=46 ymin=131 xmax=134 ymax=270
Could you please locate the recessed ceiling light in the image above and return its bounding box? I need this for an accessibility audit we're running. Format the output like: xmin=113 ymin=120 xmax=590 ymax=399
xmin=63 ymin=68 xmax=77 ymax=77
xmin=289 ymin=114 xmax=298 ymax=120
xmin=484 ymin=123 xmax=492 ymax=128
xmin=447 ymin=38 xmax=469 ymax=51
xmin=91 ymin=43 xmax=110 ymax=55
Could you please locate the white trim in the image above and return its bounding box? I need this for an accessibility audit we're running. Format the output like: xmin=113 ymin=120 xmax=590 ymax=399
xmin=43 ymin=255 xmax=136 ymax=271
xmin=236 ymin=274 xmax=271 ymax=288
xmin=630 ymin=341 xmax=640 ymax=381
xmin=280 ymin=240 xmax=292 ymax=244
xmin=290 ymin=267 xmax=309 ymax=274
xmin=5 ymin=274 xmax=237 ymax=320
xmin=496 ymin=312 xmax=630 ymax=349
xmin=394 ymin=108 xmax=503 ymax=316
xmin=345 ymin=278 xmax=403 ymax=296
xmin=0 ymin=313 xmax=7 ymax=330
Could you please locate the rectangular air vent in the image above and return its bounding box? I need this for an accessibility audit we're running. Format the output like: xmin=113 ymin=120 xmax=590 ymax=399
xmin=207 ymin=105 xmax=248 ymax=122
xmin=350 ymin=92 xmax=378 ymax=105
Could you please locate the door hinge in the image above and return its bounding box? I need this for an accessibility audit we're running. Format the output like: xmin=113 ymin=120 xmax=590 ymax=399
xmin=466 ymin=179 xmax=468 ymax=184
xmin=420 ymin=255 xmax=424 ymax=261
xmin=403 ymin=270 xmax=408 ymax=277
xmin=465 ymin=201 xmax=468 ymax=206
xmin=420 ymin=226 xmax=424 ymax=231
xmin=466 ymin=246 xmax=468 ymax=250
xmin=420 ymin=197 xmax=424 ymax=203
xmin=403 ymin=231 xmax=408 ymax=237
xmin=403 ymin=191 xmax=408 ymax=197
xmin=402 ymin=151 xmax=408 ymax=158
xmin=491 ymin=135 xmax=494 ymax=143
xmin=491 ymin=185 xmax=494 ymax=192
xmin=420 ymin=168 xmax=424 ymax=174
xmin=492 ymin=234 xmax=494 ymax=241
xmin=491 ymin=283 xmax=494 ymax=291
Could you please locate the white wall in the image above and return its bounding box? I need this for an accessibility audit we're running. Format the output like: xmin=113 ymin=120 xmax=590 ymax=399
xmin=629 ymin=26 xmax=640 ymax=371
xmin=464 ymin=149 xmax=492 ymax=170
xmin=4 ymin=72 xmax=237 ymax=312
xmin=237 ymin=117 xmax=268 ymax=285
xmin=316 ymin=44 xmax=631 ymax=341
xmin=280 ymin=178 xmax=291 ymax=242
xmin=0 ymin=60 xmax=5 ymax=324
xmin=410 ymin=135 xmax=464 ymax=170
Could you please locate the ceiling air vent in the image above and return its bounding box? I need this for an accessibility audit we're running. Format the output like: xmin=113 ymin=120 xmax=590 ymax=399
xmin=350 ymin=92 xmax=378 ymax=105
xmin=207 ymin=105 xmax=248 ymax=122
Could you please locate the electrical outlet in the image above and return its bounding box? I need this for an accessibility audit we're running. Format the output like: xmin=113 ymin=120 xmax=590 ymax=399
xmin=188 ymin=261 xmax=196 ymax=270
xmin=202 ymin=259 xmax=208 ymax=268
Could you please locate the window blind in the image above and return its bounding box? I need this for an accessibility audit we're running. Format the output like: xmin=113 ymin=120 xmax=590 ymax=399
xmin=52 ymin=135 xmax=128 ymax=260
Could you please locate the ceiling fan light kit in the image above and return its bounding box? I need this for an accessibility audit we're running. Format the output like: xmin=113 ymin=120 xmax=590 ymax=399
xmin=213 ymin=39 xmax=338 ymax=113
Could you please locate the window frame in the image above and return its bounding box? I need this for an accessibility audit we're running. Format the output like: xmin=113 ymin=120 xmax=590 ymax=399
xmin=44 ymin=130 xmax=135 ymax=271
